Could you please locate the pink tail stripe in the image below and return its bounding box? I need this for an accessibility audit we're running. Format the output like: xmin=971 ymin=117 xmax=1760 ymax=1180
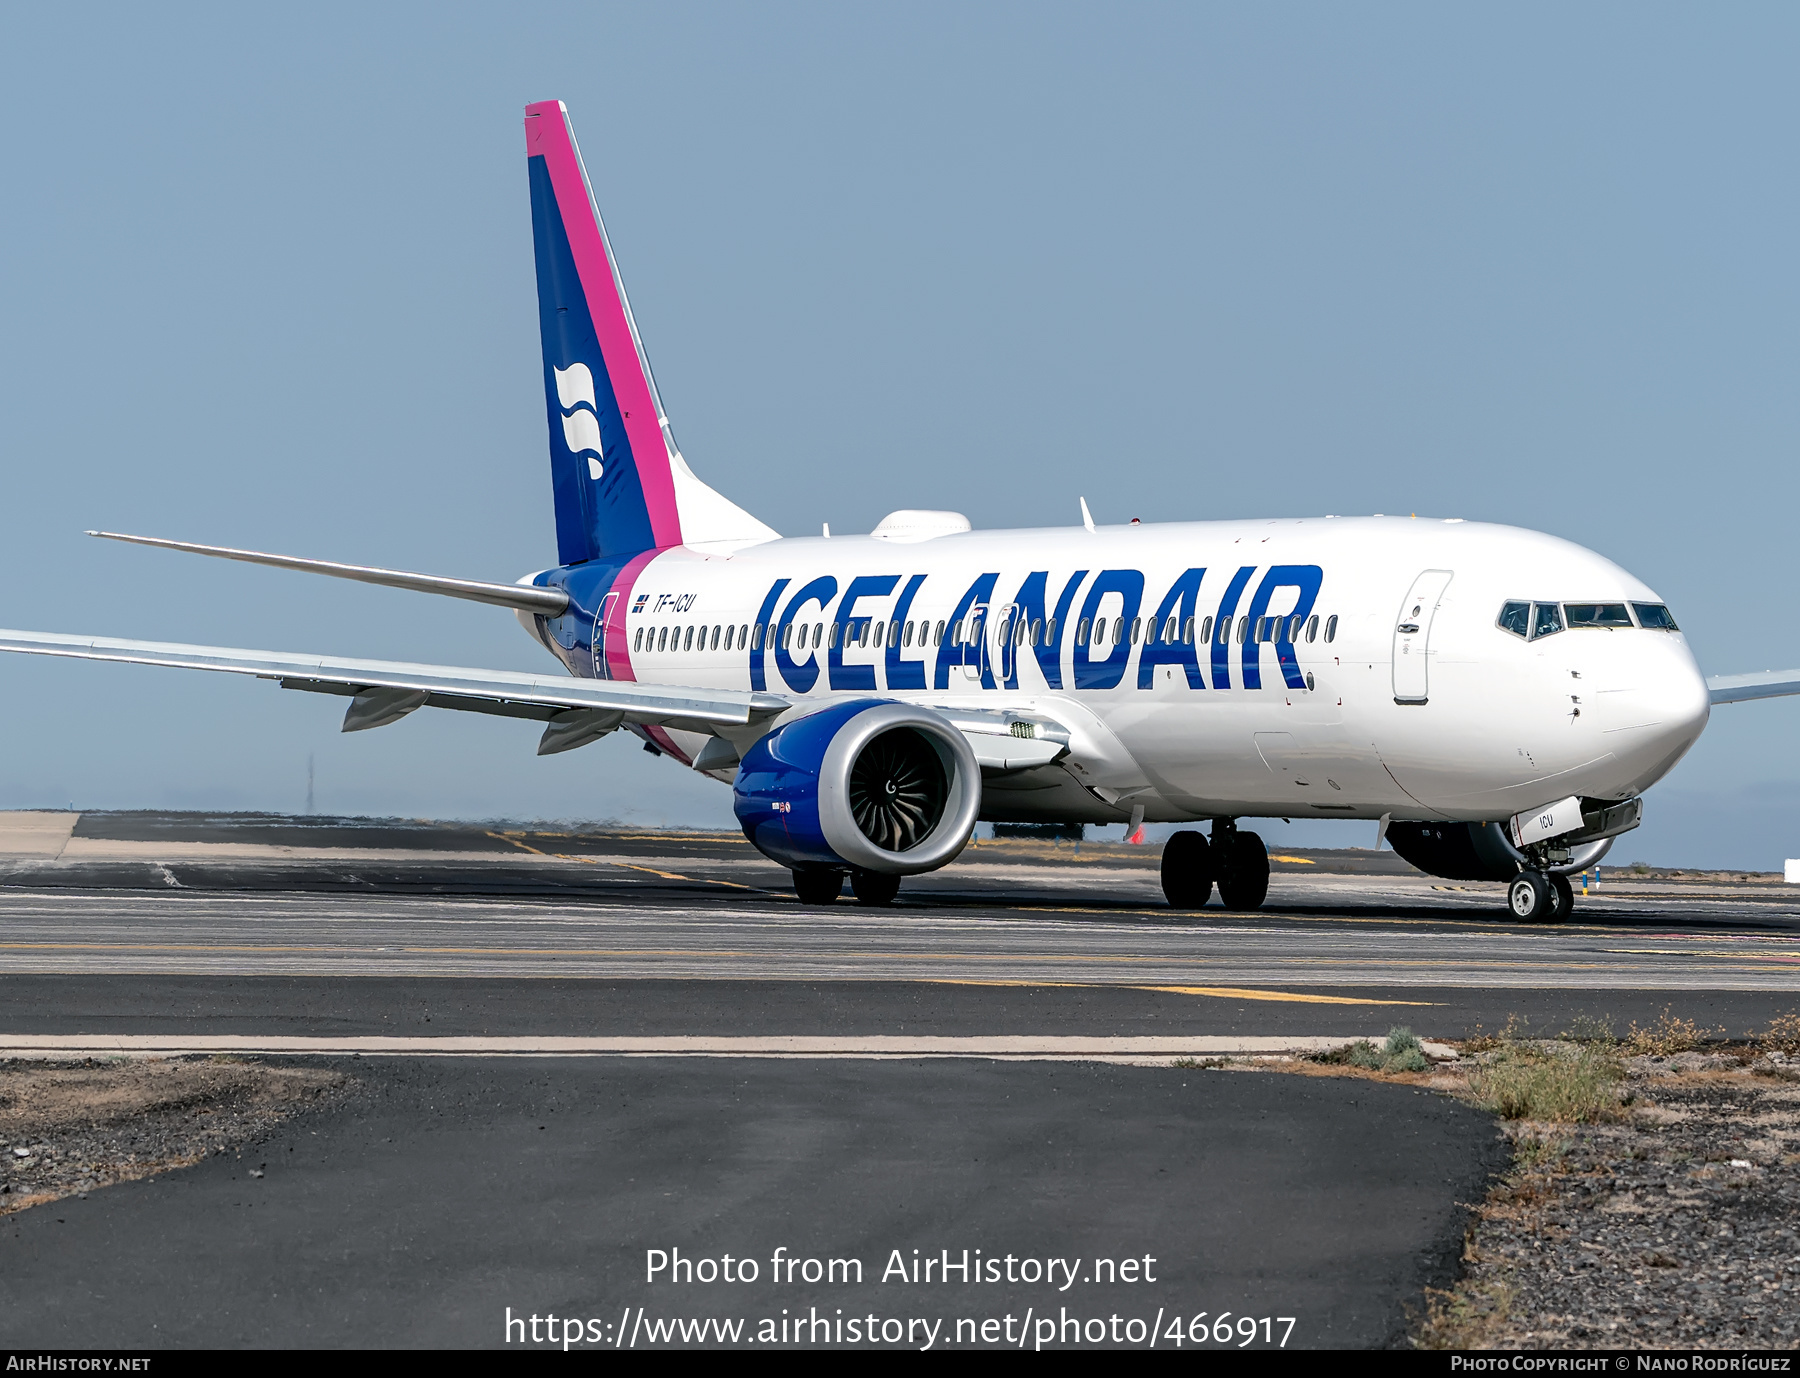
xmin=643 ymin=725 xmax=692 ymax=766
xmin=524 ymin=101 xmax=683 ymax=550
xmin=600 ymin=547 xmax=661 ymax=682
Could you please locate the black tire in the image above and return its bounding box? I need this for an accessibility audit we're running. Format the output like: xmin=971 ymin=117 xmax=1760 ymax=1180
xmin=793 ymin=869 xmax=843 ymax=905
xmin=1507 ymin=871 xmax=1550 ymax=921
xmin=1160 ymin=830 xmax=1214 ymax=908
xmin=1549 ymin=873 xmax=1574 ymax=922
xmin=1217 ymin=830 xmax=1270 ymax=911
xmin=850 ymin=869 xmax=901 ymax=907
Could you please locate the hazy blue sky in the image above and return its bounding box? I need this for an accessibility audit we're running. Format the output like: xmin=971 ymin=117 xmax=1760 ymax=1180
xmin=1 ymin=4 xmax=1797 ymax=865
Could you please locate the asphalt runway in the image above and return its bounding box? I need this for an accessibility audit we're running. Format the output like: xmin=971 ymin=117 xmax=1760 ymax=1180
xmin=0 ymin=813 xmax=1795 ymax=1037
xmin=1 ymin=811 xmax=1795 ymax=1349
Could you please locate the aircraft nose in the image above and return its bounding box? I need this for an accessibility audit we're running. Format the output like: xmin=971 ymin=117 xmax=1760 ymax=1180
xmin=1617 ymin=639 xmax=1710 ymax=790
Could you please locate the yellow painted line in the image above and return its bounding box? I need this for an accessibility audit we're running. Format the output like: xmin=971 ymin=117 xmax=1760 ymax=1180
xmin=1269 ymin=855 xmax=1316 ymax=865
xmin=1139 ymin=985 xmax=1436 ymax=1006
xmin=487 ymin=831 xmax=547 ymax=856
xmin=487 ymin=830 xmax=763 ymax=892
xmin=598 ymin=858 xmax=761 ymax=891
xmin=611 ymin=861 xmax=701 ymax=882
xmin=925 ymin=977 xmax=1432 ymax=1005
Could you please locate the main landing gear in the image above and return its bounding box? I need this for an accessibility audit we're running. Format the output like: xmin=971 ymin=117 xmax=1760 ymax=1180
xmin=1160 ymin=820 xmax=1270 ymax=911
xmin=792 ymin=868 xmax=901 ymax=907
xmin=1507 ymin=869 xmax=1574 ymax=923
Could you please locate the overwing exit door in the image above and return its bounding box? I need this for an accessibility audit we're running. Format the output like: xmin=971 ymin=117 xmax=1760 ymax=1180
xmin=995 ymin=603 xmax=1020 ymax=684
xmin=964 ymin=605 xmax=987 ymax=682
xmin=1392 ymin=570 xmax=1453 ymax=704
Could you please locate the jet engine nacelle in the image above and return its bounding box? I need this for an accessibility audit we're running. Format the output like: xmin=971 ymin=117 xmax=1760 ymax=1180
xmin=1386 ymin=818 xmax=1618 ymax=881
xmin=732 ymin=699 xmax=982 ymax=876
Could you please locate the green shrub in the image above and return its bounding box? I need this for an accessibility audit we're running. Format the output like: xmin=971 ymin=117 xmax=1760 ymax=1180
xmin=1315 ymin=1029 xmax=1431 ymax=1073
xmin=1381 ymin=1027 xmax=1429 ymax=1073
xmin=1468 ymin=1042 xmax=1624 ymax=1122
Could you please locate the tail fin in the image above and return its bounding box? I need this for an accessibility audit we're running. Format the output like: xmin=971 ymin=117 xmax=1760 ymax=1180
xmin=525 ymin=100 xmax=776 ymax=563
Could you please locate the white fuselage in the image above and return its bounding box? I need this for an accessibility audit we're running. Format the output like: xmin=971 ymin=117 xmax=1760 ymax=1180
xmin=532 ymin=514 xmax=1711 ymax=827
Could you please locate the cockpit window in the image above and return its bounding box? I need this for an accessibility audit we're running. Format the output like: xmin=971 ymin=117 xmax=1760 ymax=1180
xmin=1497 ymin=601 xmax=1530 ymax=638
xmin=1565 ymin=603 xmax=1632 ymax=629
xmin=1632 ymin=602 xmax=1679 ymax=631
xmin=1530 ymin=603 xmax=1564 ymax=640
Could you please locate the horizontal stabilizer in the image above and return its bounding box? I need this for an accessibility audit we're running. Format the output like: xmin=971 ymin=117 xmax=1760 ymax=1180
xmin=88 ymin=531 xmax=568 ymax=615
xmin=0 ymin=628 xmax=787 ymax=731
xmin=1707 ymin=670 xmax=1800 ymax=705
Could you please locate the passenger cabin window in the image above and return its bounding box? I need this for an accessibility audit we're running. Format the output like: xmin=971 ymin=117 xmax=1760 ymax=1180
xmin=1565 ymin=603 xmax=1632 ymax=629
xmin=1305 ymin=614 xmax=1319 ymax=643
xmin=1497 ymin=601 xmax=1530 ymax=638
xmin=1530 ymin=603 xmax=1563 ymax=640
xmin=1200 ymin=616 xmax=1214 ymax=644
xmin=1633 ymin=602 xmax=1679 ymax=631
xmin=633 ymin=627 xmax=643 ymax=651
xmin=1324 ymin=615 xmax=1338 ymax=643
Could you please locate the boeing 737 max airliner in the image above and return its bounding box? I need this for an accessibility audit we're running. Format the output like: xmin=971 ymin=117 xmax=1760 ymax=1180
xmin=3 ymin=100 xmax=1790 ymax=922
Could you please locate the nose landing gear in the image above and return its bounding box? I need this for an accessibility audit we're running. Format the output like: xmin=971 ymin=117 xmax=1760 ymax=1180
xmin=1507 ymin=869 xmax=1574 ymax=922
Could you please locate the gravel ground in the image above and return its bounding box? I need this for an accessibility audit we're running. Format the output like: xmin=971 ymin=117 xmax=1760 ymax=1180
xmin=0 ymin=1058 xmax=348 ymax=1215
xmin=1416 ymin=1051 xmax=1800 ymax=1348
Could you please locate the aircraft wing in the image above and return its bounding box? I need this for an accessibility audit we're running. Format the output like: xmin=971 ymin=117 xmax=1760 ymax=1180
xmin=0 ymin=629 xmax=788 ymax=749
xmin=1707 ymin=670 xmax=1800 ymax=705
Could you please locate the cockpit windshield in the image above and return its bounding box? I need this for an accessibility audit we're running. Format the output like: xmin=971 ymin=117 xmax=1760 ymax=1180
xmin=1632 ymin=602 xmax=1679 ymax=631
xmin=1564 ymin=603 xmax=1633 ymax=629
xmin=1498 ymin=599 xmax=1681 ymax=639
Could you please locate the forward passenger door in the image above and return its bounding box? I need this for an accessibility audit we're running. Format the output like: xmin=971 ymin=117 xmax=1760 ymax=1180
xmin=1392 ymin=570 xmax=1453 ymax=704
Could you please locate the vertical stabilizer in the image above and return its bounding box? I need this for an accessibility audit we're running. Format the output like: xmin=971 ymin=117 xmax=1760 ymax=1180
xmin=524 ymin=100 xmax=776 ymax=563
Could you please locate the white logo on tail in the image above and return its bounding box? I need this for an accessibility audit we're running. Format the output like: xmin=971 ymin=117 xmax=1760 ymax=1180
xmin=553 ymin=363 xmax=604 ymax=480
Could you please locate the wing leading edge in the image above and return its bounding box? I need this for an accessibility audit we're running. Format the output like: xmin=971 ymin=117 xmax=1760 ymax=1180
xmin=1708 ymin=670 xmax=1800 ymax=705
xmin=0 ymin=629 xmax=788 ymax=754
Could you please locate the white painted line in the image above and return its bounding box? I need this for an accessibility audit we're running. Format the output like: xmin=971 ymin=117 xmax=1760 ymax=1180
xmin=0 ymin=1033 xmax=1455 ymax=1060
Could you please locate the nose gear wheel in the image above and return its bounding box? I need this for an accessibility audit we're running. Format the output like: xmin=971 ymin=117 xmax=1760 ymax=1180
xmin=1507 ymin=870 xmax=1569 ymax=922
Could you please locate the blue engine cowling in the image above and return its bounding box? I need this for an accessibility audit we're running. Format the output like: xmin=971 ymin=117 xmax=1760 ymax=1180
xmin=733 ymin=699 xmax=981 ymax=875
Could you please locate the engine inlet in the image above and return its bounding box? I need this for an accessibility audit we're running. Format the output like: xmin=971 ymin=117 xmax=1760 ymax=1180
xmin=848 ymin=727 xmax=947 ymax=851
